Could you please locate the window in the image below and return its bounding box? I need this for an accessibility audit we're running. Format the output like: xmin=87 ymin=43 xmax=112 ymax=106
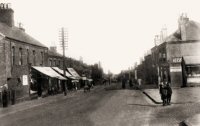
xmin=54 ymin=60 xmax=56 ymax=67
xmin=41 ymin=52 xmax=44 ymax=66
xmin=49 ymin=59 xmax=52 ymax=67
xmin=33 ymin=50 xmax=36 ymax=65
xmin=27 ymin=49 xmax=29 ymax=64
xmin=163 ymin=53 xmax=166 ymax=61
xmin=19 ymin=48 xmax=23 ymax=65
xmin=11 ymin=46 xmax=15 ymax=66
xmin=58 ymin=60 xmax=60 ymax=67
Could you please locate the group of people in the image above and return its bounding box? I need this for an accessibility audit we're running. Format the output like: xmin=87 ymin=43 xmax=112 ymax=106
xmin=159 ymin=80 xmax=172 ymax=106
xmin=1 ymin=84 xmax=16 ymax=108
xmin=122 ymin=78 xmax=138 ymax=89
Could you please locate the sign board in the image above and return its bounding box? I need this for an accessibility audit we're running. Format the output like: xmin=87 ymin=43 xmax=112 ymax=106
xmin=170 ymin=66 xmax=182 ymax=72
xmin=22 ymin=75 xmax=28 ymax=85
xmin=172 ymin=57 xmax=182 ymax=63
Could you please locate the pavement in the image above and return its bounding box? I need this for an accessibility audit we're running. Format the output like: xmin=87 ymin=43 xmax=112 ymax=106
xmin=142 ymin=86 xmax=200 ymax=126
xmin=0 ymin=87 xmax=90 ymax=118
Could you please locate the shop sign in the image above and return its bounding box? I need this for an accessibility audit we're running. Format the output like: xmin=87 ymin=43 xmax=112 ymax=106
xmin=22 ymin=75 xmax=28 ymax=85
xmin=170 ymin=66 xmax=182 ymax=72
xmin=172 ymin=57 xmax=182 ymax=63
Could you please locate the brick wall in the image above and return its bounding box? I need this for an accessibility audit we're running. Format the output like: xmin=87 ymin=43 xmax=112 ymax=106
xmin=0 ymin=38 xmax=48 ymax=98
xmin=0 ymin=40 xmax=6 ymax=86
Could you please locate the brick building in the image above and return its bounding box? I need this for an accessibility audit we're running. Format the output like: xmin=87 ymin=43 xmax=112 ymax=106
xmin=48 ymin=46 xmax=63 ymax=68
xmin=0 ymin=3 xmax=48 ymax=98
xmin=151 ymin=14 xmax=200 ymax=87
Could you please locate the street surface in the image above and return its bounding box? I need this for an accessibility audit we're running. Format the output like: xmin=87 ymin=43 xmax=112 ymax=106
xmin=0 ymin=83 xmax=200 ymax=126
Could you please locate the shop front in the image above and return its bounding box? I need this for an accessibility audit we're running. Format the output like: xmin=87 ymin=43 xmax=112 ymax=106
xmin=184 ymin=56 xmax=200 ymax=86
xmin=52 ymin=67 xmax=78 ymax=90
xmin=30 ymin=67 xmax=67 ymax=98
xmin=169 ymin=57 xmax=186 ymax=87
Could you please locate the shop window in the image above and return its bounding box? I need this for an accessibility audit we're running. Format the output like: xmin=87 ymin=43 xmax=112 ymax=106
xmin=186 ymin=66 xmax=200 ymax=77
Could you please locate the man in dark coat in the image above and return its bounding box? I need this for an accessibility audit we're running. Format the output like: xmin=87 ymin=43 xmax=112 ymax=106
xmin=2 ymin=89 xmax=8 ymax=107
xmin=166 ymin=83 xmax=172 ymax=105
xmin=122 ymin=77 xmax=126 ymax=89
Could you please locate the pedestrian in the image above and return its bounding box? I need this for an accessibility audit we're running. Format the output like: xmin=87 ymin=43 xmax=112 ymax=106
xmin=122 ymin=76 xmax=126 ymax=89
xmin=11 ymin=89 xmax=16 ymax=105
xmin=129 ymin=79 xmax=133 ymax=88
xmin=2 ymin=87 xmax=8 ymax=108
xmin=166 ymin=82 xmax=172 ymax=105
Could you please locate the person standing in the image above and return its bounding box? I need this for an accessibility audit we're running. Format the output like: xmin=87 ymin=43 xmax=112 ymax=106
xmin=2 ymin=88 xmax=8 ymax=108
xmin=11 ymin=89 xmax=15 ymax=105
xmin=166 ymin=82 xmax=172 ymax=105
xmin=122 ymin=76 xmax=126 ymax=89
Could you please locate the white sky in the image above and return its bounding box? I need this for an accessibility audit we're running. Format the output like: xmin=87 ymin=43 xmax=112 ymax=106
xmin=2 ymin=0 xmax=200 ymax=74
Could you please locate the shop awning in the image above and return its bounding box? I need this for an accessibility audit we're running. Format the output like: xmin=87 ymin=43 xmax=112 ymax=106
xmin=52 ymin=67 xmax=76 ymax=79
xmin=67 ymin=68 xmax=81 ymax=79
xmin=183 ymin=56 xmax=200 ymax=65
xmin=32 ymin=66 xmax=67 ymax=80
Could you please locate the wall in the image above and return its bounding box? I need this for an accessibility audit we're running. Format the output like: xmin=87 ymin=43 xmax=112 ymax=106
xmin=167 ymin=41 xmax=200 ymax=61
xmin=0 ymin=39 xmax=6 ymax=86
xmin=1 ymin=37 xmax=48 ymax=98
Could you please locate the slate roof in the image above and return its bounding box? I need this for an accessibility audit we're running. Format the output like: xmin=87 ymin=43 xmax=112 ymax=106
xmin=0 ymin=22 xmax=47 ymax=47
xmin=165 ymin=20 xmax=200 ymax=42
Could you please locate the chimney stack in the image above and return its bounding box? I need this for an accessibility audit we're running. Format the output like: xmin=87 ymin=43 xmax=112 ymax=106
xmin=178 ymin=13 xmax=189 ymax=41
xmin=0 ymin=3 xmax=14 ymax=27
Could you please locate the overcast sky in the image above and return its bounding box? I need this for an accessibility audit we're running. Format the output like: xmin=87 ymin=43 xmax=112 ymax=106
xmin=2 ymin=0 xmax=200 ymax=74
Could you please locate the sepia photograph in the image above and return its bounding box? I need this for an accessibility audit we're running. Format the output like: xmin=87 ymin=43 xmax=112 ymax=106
xmin=0 ymin=0 xmax=200 ymax=125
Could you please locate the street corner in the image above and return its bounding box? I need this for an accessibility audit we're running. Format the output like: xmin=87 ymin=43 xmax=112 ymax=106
xmin=179 ymin=114 xmax=200 ymax=126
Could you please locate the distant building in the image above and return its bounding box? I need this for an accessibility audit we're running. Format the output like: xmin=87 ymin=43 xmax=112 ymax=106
xmin=48 ymin=46 xmax=63 ymax=68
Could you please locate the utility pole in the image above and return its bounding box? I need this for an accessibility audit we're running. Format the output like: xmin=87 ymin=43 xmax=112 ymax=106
xmin=59 ymin=27 xmax=68 ymax=96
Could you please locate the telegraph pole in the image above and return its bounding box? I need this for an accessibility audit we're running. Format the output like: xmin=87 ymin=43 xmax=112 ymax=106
xmin=59 ymin=27 xmax=68 ymax=96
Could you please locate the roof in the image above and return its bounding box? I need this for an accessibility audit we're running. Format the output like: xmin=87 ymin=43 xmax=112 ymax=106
xmin=183 ymin=56 xmax=200 ymax=65
xmin=52 ymin=67 xmax=76 ymax=79
xmin=67 ymin=68 xmax=81 ymax=79
xmin=32 ymin=66 xmax=67 ymax=80
xmin=184 ymin=20 xmax=200 ymax=40
xmin=165 ymin=20 xmax=200 ymax=42
xmin=165 ymin=30 xmax=181 ymax=42
xmin=0 ymin=22 xmax=47 ymax=47
xmin=48 ymin=50 xmax=63 ymax=57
